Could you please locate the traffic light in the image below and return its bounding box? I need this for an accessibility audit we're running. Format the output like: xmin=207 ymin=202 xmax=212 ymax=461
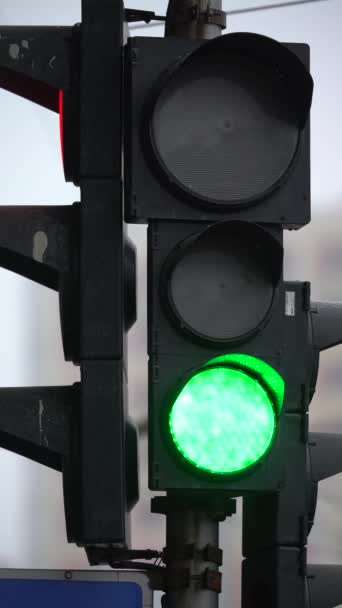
xmin=124 ymin=31 xmax=313 ymax=493
xmin=0 ymin=0 xmax=138 ymax=557
xmin=241 ymin=302 xmax=342 ymax=606
xmin=126 ymin=27 xmax=342 ymax=605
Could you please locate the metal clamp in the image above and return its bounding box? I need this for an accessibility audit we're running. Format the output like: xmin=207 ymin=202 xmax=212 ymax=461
xmin=202 ymin=568 xmax=222 ymax=593
xmin=172 ymin=7 xmax=227 ymax=29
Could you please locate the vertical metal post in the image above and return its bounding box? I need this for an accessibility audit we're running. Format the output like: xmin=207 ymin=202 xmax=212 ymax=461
xmin=165 ymin=509 xmax=221 ymax=608
xmin=153 ymin=495 xmax=236 ymax=608
xmin=165 ymin=0 xmax=225 ymax=40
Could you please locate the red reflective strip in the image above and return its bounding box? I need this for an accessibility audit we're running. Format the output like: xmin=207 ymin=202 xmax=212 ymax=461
xmin=59 ymin=89 xmax=64 ymax=166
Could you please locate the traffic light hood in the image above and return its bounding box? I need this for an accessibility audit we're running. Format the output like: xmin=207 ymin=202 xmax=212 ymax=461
xmin=161 ymin=221 xmax=283 ymax=345
xmin=126 ymin=34 xmax=311 ymax=225
xmin=203 ymin=354 xmax=285 ymax=416
xmin=170 ymin=32 xmax=313 ymax=130
xmin=311 ymin=301 xmax=342 ymax=351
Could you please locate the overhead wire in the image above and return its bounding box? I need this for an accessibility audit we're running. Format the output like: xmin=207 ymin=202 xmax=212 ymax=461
xmin=129 ymin=0 xmax=330 ymax=30
xmin=225 ymin=0 xmax=330 ymax=16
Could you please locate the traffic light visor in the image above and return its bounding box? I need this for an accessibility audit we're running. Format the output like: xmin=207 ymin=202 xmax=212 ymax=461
xmin=164 ymin=221 xmax=283 ymax=344
xmin=169 ymin=355 xmax=284 ymax=476
xmin=149 ymin=42 xmax=303 ymax=208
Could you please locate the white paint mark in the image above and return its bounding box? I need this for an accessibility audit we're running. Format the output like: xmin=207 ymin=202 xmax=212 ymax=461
xmin=21 ymin=39 xmax=29 ymax=49
xmin=39 ymin=399 xmax=44 ymax=439
xmin=33 ymin=230 xmax=48 ymax=263
xmin=49 ymin=55 xmax=56 ymax=69
xmin=9 ymin=43 xmax=20 ymax=60
xmin=38 ymin=400 xmax=48 ymax=447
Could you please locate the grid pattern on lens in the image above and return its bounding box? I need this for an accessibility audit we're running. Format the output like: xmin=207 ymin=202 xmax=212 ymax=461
xmin=151 ymin=52 xmax=299 ymax=204
xmin=169 ymin=366 xmax=276 ymax=475
xmin=169 ymin=231 xmax=274 ymax=341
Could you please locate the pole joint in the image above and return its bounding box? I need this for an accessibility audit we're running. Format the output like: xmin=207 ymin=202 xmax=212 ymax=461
xmin=169 ymin=6 xmax=226 ymax=29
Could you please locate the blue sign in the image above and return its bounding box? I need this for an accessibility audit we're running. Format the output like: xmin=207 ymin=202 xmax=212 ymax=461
xmin=0 ymin=578 xmax=143 ymax=607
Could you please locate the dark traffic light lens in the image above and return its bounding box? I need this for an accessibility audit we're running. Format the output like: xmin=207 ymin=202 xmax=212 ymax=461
xmin=166 ymin=223 xmax=277 ymax=343
xmin=151 ymin=52 xmax=299 ymax=206
xmin=169 ymin=361 xmax=277 ymax=475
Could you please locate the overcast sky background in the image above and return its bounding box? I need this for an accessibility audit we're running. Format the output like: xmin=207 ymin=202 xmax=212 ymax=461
xmin=0 ymin=1 xmax=341 ymax=606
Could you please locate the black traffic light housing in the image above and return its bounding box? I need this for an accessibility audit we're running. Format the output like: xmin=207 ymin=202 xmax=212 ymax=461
xmin=0 ymin=0 xmax=139 ymax=558
xmin=125 ymin=17 xmax=342 ymax=608
xmin=148 ymin=220 xmax=312 ymax=492
xmin=242 ymin=303 xmax=342 ymax=607
xmin=124 ymin=30 xmax=313 ymax=495
xmin=125 ymin=33 xmax=312 ymax=227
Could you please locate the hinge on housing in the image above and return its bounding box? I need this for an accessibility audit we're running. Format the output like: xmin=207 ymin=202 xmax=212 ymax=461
xmin=152 ymin=327 xmax=160 ymax=350
xmin=302 ymin=281 xmax=311 ymax=311
xmin=299 ymin=514 xmax=308 ymax=546
xmin=152 ymin=362 xmax=160 ymax=383
xmin=301 ymin=412 xmax=309 ymax=443
xmin=301 ymin=384 xmax=310 ymax=414
xmin=131 ymin=193 xmax=138 ymax=216
xmin=299 ymin=547 xmax=307 ymax=578
xmin=151 ymin=227 xmax=160 ymax=250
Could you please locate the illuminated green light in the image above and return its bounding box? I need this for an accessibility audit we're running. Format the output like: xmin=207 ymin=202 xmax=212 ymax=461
xmin=169 ymin=364 xmax=277 ymax=475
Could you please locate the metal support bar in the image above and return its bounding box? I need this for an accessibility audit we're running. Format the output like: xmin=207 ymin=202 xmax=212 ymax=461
xmin=309 ymin=432 xmax=342 ymax=482
xmin=0 ymin=205 xmax=76 ymax=290
xmin=0 ymin=26 xmax=73 ymax=110
xmin=0 ymin=385 xmax=77 ymax=470
xmin=311 ymin=301 xmax=342 ymax=351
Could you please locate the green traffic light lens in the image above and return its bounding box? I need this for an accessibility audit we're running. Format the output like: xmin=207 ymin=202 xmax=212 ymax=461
xmin=169 ymin=365 xmax=277 ymax=475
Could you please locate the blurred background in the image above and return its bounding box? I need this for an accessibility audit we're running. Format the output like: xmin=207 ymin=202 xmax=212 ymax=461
xmin=0 ymin=0 xmax=341 ymax=606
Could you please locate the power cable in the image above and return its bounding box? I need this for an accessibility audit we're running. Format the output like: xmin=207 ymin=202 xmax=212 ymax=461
xmin=226 ymin=0 xmax=330 ymax=16
xmin=129 ymin=0 xmax=330 ymax=30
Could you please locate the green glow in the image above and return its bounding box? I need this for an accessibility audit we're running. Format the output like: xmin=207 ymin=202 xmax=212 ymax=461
xmin=205 ymin=354 xmax=285 ymax=415
xmin=169 ymin=364 xmax=276 ymax=475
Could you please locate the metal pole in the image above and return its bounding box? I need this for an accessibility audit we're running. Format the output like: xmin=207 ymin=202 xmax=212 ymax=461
xmin=161 ymin=4 xmax=225 ymax=606
xmin=164 ymin=508 xmax=221 ymax=608
xmin=165 ymin=0 xmax=224 ymax=40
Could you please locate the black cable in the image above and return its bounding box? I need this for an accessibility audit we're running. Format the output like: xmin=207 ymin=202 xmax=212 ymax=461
xmin=227 ymin=0 xmax=330 ymax=16
xmin=129 ymin=0 xmax=330 ymax=30
xmin=109 ymin=560 xmax=165 ymax=570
